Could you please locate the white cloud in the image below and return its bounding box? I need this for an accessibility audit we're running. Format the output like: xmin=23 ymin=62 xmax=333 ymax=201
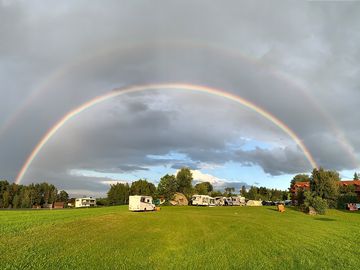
xmin=174 ymin=169 xmax=227 ymax=185
xmin=100 ymin=180 xmax=128 ymax=186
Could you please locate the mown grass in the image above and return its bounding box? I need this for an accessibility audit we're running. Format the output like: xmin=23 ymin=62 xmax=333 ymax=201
xmin=1 ymin=206 xmax=359 ymax=269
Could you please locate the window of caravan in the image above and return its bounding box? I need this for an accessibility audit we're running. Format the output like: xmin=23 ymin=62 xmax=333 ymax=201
xmin=140 ymin=197 xmax=145 ymax=203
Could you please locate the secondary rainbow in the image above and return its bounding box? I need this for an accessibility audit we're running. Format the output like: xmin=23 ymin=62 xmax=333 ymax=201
xmin=15 ymin=83 xmax=318 ymax=184
xmin=2 ymin=40 xmax=357 ymax=167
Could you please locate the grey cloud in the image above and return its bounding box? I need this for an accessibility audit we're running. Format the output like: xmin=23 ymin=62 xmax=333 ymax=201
xmin=234 ymin=146 xmax=310 ymax=176
xmin=1 ymin=1 xmax=360 ymax=193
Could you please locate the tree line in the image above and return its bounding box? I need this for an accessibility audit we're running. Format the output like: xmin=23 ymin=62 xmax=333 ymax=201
xmin=0 ymin=180 xmax=69 ymax=209
xmin=105 ymin=168 xmax=290 ymax=206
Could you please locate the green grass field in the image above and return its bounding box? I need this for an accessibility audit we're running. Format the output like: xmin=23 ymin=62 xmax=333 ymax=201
xmin=1 ymin=206 xmax=359 ymax=269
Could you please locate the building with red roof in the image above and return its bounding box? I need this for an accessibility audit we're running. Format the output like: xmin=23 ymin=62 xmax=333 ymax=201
xmin=291 ymin=180 xmax=360 ymax=204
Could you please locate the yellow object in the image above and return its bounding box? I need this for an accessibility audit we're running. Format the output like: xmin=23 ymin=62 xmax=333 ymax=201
xmin=277 ymin=205 xmax=285 ymax=212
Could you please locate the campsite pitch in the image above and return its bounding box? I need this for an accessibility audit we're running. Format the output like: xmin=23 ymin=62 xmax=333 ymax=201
xmin=1 ymin=206 xmax=359 ymax=269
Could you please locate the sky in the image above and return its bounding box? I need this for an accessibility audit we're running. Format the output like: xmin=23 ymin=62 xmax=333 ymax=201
xmin=0 ymin=0 xmax=359 ymax=197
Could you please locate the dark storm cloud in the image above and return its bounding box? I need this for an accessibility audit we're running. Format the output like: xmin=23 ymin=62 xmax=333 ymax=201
xmin=1 ymin=0 xmax=360 ymax=193
xmin=234 ymin=147 xmax=310 ymax=176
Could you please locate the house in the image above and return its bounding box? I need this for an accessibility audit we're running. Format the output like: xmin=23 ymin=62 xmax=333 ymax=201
xmin=43 ymin=203 xmax=53 ymax=209
xmin=53 ymin=202 xmax=64 ymax=209
xmin=290 ymin=180 xmax=360 ymax=203
xmin=339 ymin=180 xmax=360 ymax=199
xmin=75 ymin=197 xmax=96 ymax=208
xmin=290 ymin=182 xmax=310 ymax=204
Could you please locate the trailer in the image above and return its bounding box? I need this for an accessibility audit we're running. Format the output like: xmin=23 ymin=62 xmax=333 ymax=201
xmin=215 ymin=197 xmax=225 ymax=206
xmin=231 ymin=196 xmax=246 ymax=206
xmin=129 ymin=195 xmax=155 ymax=211
xmin=191 ymin=195 xmax=215 ymax=206
xmin=223 ymin=197 xmax=233 ymax=206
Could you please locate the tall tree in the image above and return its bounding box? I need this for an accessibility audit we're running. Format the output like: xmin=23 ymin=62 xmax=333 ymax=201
xmin=310 ymin=168 xmax=340 ymax=208
xmin=224 ymin=187 xmax=235 ymax=196
xmin=195 ymin=182 xmax=213 ymax=195
xmin=176 ymin=168 xmax=193 ymax=196
xmin=354 ymin=172 xmax=359 ymax=180
xmin=240 ymin=186 xmax=247 ymax=197
xmin=157 ymin=174 xmax=178 ymax=201
xmin=57 ymin=190 xmax=69 ymax=202
xmin=130 ymin=179 xmax=156 ymax=197
xmin=107 ymin=183 xmax=130 ymax=205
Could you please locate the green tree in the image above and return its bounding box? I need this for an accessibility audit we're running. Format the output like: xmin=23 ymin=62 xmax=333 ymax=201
xmin=354 ymin=172 xmax=359 ymax=180
xmin=195 ymin=182 xmax=213 ymax=195
xmin=12 ymin=194 xmax=21 ymax=208
xmin=176 ymin=168 xmax=193 ymax=196
xmin=246 ymin=186 xmax=260 ymax=200
xmin=57 ymin=190 xmax=69 ymax=202
xmin=224 ymin=187 xmax=235 ymax=197
xmin=157 ymin=174 xmax=178 ymax=201
xmin=310 ymin=168 xmax=340 ymax=208
xmin=240 ymin=186 xmax=247 ymax=197
xmin=96 ymin=197 xmax=109 ymax=206
xmin=130 ymin=179 xmax=156 ymax=197
xmin=210 ymin=190 xmax=223 ymax=197
xmin=107 ymin=183 xmax=130 ymax=205
xmin=2 ymin=190 xmax=10 ymax=208
xmin=20 ymin=188 xmax=31 ymax=208
xmin=304 ymin=191 xmax=328 ymax=215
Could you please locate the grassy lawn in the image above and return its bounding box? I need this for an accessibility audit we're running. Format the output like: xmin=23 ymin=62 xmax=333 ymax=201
xmin=1 ymin=206 xmax=359 ymax=269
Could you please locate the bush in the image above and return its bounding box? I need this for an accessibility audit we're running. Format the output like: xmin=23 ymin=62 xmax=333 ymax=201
xmin=303 ymin=191 xmax=328 ymax=215
xmin=337 ymin=194 xmax=359 ymax=209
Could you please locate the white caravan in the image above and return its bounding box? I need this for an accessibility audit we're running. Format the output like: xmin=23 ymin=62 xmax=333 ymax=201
xmin=231 ymin=196 xmax=246 ymax=206
xmin=223 ymin=197 xmax=233 ymax=206
xmin=75 ymin=197 xmax=96 ymax=208
xmin=215 ymin=197 xmax=225 ymax=206
xmin=129 ymin=195 xmax=155 ymax=211
xmin=191 ymin=195 xmax=215 ymax=206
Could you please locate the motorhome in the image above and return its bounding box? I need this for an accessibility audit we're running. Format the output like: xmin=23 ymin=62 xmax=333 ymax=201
xmin=231 ymin=196 xmax=246 ymax=206
xmin=215 ymin=197 xmax=225 ymax=206
xmin=75 ymin=197 xmax=96 ymax=208
xmin=129 ymin=195 xmax=155 ymax=211
xmin=209 ymin=197 xmax=216 ymax=207
xmin=191 ymin=195 xmax=215 ymax=206
xmin=223 ymin=197 xmax=233 ymax=206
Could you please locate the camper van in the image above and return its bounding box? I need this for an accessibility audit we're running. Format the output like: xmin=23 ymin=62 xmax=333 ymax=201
xmin=191 ymin=195 xmax=215 ymax=206
xmin=215 ymin=197 xmax=225 ymax=206
xmin=223 ymin=197 xmax=233 ymax=206
xmin=129 ymin=195 xmax=155 ymax=212
xmin=231 ymin=196 xmax=246 ymax=206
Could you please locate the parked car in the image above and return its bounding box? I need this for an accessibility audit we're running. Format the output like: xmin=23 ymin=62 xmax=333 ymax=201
xmin=262 ymin=201 xmax=274 ymax=206
xmin=284 ymin=200 xmax=292 ymax=206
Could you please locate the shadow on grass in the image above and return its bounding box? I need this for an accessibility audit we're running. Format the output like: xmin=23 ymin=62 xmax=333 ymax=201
xmin=266 ymin=206 xmax=299 ymax=213
xmin=314 ymin=217 xmax=336 ymax=222
xmin=266 ymin=208 xmax=278 ymax=212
